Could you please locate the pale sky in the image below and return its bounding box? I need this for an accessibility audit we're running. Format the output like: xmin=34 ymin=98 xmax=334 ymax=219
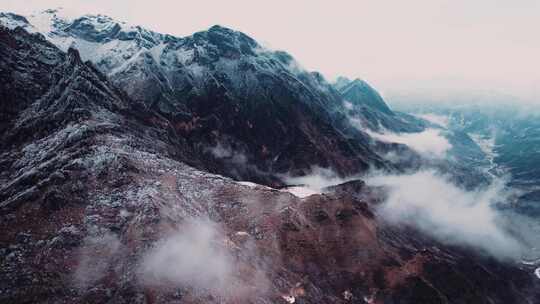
xmin=3 ymin=0 xmax=539 ymax=103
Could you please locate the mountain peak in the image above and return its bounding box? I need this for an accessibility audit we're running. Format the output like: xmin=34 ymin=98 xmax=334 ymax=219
xmin=65 ymin=14 xmax=123 ymax=42
xmin=344 ymin=78 xmax=373 ymax=91
xmin=188 ymin=24 xmax=259 ymax=58
xmin=349 ymin=78 xmax=369 ymax=86
xmin=340 ymin=78 xmax=394 ymax=115
xmin=0 ymin=12 xmax=31 ymax=30
xmin=208 ymin=24 xmax=235 ymax=33
xmin=204 ymin=24 xmax=255 ymax=43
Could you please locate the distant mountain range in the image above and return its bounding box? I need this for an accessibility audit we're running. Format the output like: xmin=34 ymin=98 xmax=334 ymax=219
xmin=396 ymin=102 xmax=540 ymax=215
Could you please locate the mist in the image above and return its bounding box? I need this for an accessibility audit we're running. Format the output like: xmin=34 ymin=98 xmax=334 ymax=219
xmin=206 ymin=142 xmax=248 ymax=165
xmin=138 ymin=217 xmax=269 ymax=299
xmin=139 ymin=218 xmax=234 ymax=292
xmin=280 ymin=166 xmax=539 ymax=261
xmin=366 ymin=128 xmax=452 ymax=159
xmin=366 ymin=170 xmax=531 ymax=260
xmin=280 ymin=166 xmax=357 ymax=198
xmin=416 ymin=113 xmax=449 ymax=128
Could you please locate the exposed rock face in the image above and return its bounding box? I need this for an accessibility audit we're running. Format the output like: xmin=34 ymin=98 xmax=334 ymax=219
xmin=1 ymin=24 xmax=539 ymax=304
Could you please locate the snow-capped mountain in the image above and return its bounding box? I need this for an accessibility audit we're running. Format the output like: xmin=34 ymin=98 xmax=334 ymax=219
xmin=1 ymin=9 xmax=495 ymax=188
xmin=1 ymin=9 xmax=336 ymax=111
xmin=2 ymin=8 xmax=403 ymax=183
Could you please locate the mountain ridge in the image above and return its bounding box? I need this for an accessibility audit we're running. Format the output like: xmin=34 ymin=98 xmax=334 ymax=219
xmin=1 ymin=9 xmax=393 ymax=183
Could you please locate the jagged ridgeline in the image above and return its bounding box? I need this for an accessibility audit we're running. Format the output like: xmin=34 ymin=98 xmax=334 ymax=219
xmin=0 ymin=9 xmax=439 ymax=186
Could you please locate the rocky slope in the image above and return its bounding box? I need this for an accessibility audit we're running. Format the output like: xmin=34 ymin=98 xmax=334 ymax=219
xmin=1 ymin=24 xmax=540 ymax=304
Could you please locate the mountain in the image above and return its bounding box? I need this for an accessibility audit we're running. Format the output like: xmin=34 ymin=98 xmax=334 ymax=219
xmin=340 ymin=79 xmax=393 ymax=115
xmin=334 ymin=78 xmax=426 ymax=133
xmin=0 ymin=9 xmax=405 ymax=184
xmin=0 ymin=9 xmax=487 ymax=187
xmin=1 ymin=9 xmax=539 ymax=304
xmin=332 ymin=76 xmax=353 ymax=91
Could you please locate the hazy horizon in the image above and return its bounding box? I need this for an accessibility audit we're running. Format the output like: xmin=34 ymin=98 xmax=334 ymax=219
xmin=3 ymin=0 xmax=539 ymax=104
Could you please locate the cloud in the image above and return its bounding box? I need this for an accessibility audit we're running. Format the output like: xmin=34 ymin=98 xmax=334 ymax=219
xmin=138 ymin=217 xmax=270 ymax=299
xmin=280 ymin=166 xmax=358 ymax=198
xmin=280 ymin=166 xmax=539 ymax=261
xmin=206 ymin=143 xmax=248 ymax=165
xmin=366 ymin=170 xmax=530 ymax=260
xmin=139 ymin=218 xmax=234 ymax=292
xmin=343 ymin=107 xmax=451 ymax=159
xmin=416 ymin=113 xmax=449 ymax=128
xmin=366 ymin=128 xmax=452 ymax=158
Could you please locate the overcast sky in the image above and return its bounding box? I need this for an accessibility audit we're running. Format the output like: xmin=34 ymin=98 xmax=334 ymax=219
xmin=3 ymin=0 xmax=539 ymax=103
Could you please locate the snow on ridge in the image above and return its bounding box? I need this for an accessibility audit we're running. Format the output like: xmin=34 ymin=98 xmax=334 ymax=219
xmin=2 ymin=7 xmax=322 ymax=99
xmin=0 ymin=13 xmax=33 ymax=31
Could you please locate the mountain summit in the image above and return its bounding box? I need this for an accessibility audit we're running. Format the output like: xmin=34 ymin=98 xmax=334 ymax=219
xmin=340 ymin=78 xmax=393 ymax=115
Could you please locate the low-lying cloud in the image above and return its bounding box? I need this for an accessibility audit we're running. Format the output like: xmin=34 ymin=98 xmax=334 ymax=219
xmin=416 ymin=113 xmax=449 ymax=128
xmin=138 ymin=217 xmax=269 ymax=299
xmin=280 ymin=166 xmax=538 ymax=261
xmin=206 ymin=142 xmax=248 ymax=165
xmin=139 ymin=218 xmax=233 ymax=292
xmin=280 ymin=166 xmax=356 ymax=198
xmin=366 ymin=128 xmax=451 ymax=158
xmin=366 ymin=170 xmax=530 ymax=260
